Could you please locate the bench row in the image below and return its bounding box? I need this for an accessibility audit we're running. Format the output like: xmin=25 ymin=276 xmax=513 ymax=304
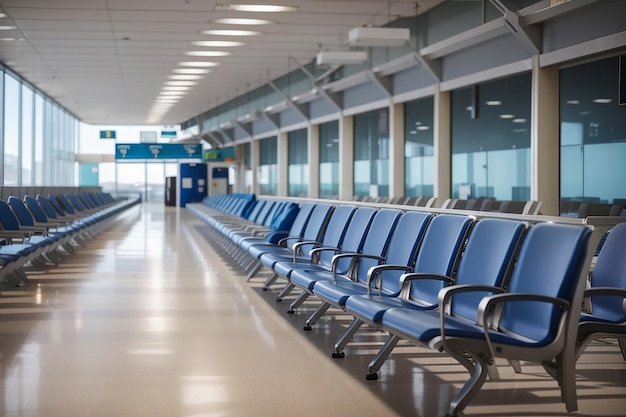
xmin=0 ymin=192 xmax=140 ymax=287
xmin=187 ymin=194 xmax=626 ymax=416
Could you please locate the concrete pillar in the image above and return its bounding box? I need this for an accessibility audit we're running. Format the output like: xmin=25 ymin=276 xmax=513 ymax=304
xmin=308 ymin=124 xmax=320 ymax=198
xmin=389 ymin=102 xmax=405 ymax=198
xmin=278 ymin=131 xmax=288 ymax=196
xmin=434 ymin=85 xmax=451 ymax=200
xmin=531 ymin=57 xmax=560 ymax=215
xmin=250 ymin=139 xmax=259 ymax=194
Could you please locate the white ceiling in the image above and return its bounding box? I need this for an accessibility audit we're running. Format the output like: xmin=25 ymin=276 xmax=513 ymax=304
xmin=0 ymin=0 xmax=442 ymax=126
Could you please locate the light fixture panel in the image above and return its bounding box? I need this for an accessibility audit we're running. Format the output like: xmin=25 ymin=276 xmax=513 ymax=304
xmin=316 ymin=51 xmax=367 ymax=66
xmin=348 ymin=27 xmax=410 ymax=47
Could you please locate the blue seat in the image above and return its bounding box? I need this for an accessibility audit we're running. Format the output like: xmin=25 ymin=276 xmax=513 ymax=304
xmin=296 ymin=208 xmax=403 ymax=330
xmin=283 ymin=206 xmax=377 ymax=313
xmin=260 ymin=205 xmax=356 ymax=300
xmin=575 ymin=222 xmax=626 ymax=361
xmin=380 ymin=222 xmax=591 ymax=416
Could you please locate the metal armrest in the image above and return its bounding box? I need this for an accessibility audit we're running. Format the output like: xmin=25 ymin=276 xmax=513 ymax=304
xmin=329 ymin=253 xmax=385 ymax=282
xmin=292 ymin=240 xmax=322 ymax=261
xmin=309 ymin=246 xmax=340 ymax=264
xmin=366 ymin=264 xmax=414 ymax=294
xmin=583 ymin=287 xmax=626 ymax=314
xmin=438 ymin=284 xmax=505 ymax=315
xmin=471 ymin=293 xmax=570 ymax=363
xmin=399 ymin=272 xmax=455 ymax=299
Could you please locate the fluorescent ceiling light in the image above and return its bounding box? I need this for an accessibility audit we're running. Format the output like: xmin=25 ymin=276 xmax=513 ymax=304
xmin=0 ymin=13 xmax=6 ymax=18
xmin=0 ymin=25 xmax=17 ymax=30
xmin=159 ymin=91 xmax=187 ymax=96
xmin=162 ymin=86 xmax=192 ymax=91
xmin=416 ymin=126 xmax=430 ymax=131
xmin=593 ymin=98 xmax=612 ymax=103
xmin=201 ymin=29 xmax=260 ymax=36
xmin=178 ymin=61 xmax=220 ymax=67
xmin=486 ymin=100 xmax=502 ymax=106
xmin=164 ymin=80 xmax=197 ymax=86
xmin=215 ymin=4 xmax=299 ymax=12
xmin=566 ymin=100 xmax=580 ymax=104
xmin=316 ymin=51 xmax=367 ymax=66
xmin=512 ymin=118 xmax=527 ymax=123
xmin=185 ymin=50 xmax=231 ymax=57
xmin=211 ymin=18 xmax=273 ymax=25
xmin=348 ymin=27 xmax=410 ymax=47
xmin=168 ymin=74 xmax=203 ymax=80
xmin=499 ymin=114 xmax=515 ymax=119
xmin=191 ymin=40 xmax=243 ymax=47
xmin=0 ymin=37 xmax=23 ymax=41
xmin=173 ymin=68 xmax=210 ymax=74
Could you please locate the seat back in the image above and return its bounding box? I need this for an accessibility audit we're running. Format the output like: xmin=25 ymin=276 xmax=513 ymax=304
xmin=449 ymin=218 xmax=526 ymax=320
xmin=0 ymin=199 xmax=22 ymax=230
xmin=47 ymin=195 xmax=67 ymax=216
xmin=36 ymin=195 xmax=59 ymax=219
xmin=289 ymin=204 xmax=335 ymax=253
xmin=408 ymin=214 xmax=474 ymax=305
xmin=8 ymin=196 xmax=35 ymax=227
xmin=377 ymin=211 xmax=432 ymax=294
xmin=56 ymin=194 xmax=77 ymax=215
xmin=351 ymin=209 xmax=402 ymax=282
xmin=499 ymin=223 xmax=591 ymax=344
xmin=24 ymin=196 xmax=50 ymax=223
xmin=588 ymin=223 xmax=626 ymax=322
xmin=321 ymin=207 xmax=376 ymax=270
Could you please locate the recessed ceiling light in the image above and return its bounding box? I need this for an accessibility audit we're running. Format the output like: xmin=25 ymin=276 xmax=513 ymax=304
xmin=164 ymin=80 xmax=197 ymax=86
xmin=0 ymin=25 xmax=17 ymax=30
xmin=168 ymin=74 xmax=203 ymax=80
xmin=486 ymin=100 xmax=502 ymax=106
xmin=512 ymin=118 xmax=527 ymax=123
xmin=0 ymin=13 xmax=6 ymax=18
xmin=185 ymin=50 xmax=231 ymax=57
xmin=416 ymin=126 xmax=430 ymax=131
xmin=499 ymin=114 xmax=515 ymax=119
xmin=211 ymin=18 xmax=274 ymax=25
xmin=215 ymin=4 xmax=299 ymax=12
xmin=173 ymin=68 xmax=211 ymax=74
xmin=0 ymin=37 xmax=23 ymax=41
xmin=191 ymin=40 xmax=244 ymax=47
xmin=593 ymin=98 xmax=613 ymax=104
xmin=566 ymin=100 xmax=580 ymax=105
xmin=409 ymin=130 xmax=417 ymax=134
xmin=201 ymin=29 xmax=260 ymax=36
xmin=178 ymin=61 xmax=220 ymax=67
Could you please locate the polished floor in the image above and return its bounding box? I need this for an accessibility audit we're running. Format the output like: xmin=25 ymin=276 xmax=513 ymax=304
xmin=0 ymin=202 xmax=624 ymax=417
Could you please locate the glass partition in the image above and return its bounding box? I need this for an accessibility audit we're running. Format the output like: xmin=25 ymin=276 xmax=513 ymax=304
xmin=451 ymin=72 xmax=531 ymax=202
xmin=354 ymin=108 xmax=390 ymax=198
xmin=405 ymin=97 xmax=434 ymax=198
xmin=560 ymin=55 xmax=626 ymax=214
xmin=288 ymin=128 xmax=308 ymax=197
xmin=319 ymin=120 xmax=339 ymax=199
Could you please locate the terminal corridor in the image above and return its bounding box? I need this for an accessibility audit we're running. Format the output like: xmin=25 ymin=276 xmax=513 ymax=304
xmin=0 ymin=202 xmax=624 ymax=417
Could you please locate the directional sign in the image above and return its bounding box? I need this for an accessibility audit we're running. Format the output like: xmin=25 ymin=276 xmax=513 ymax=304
xmin=115 ymin=143 xmax=202 ymax=160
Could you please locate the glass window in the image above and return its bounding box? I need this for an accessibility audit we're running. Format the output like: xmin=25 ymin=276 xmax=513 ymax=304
xmin=34 ymin=93 xmax=44 ymax=185
xmin=288 ymin=128 xmax=308 ymax=197
xmin=405 ymin=97 xmax=434 ymax=198
xmin=319 ymin=120 xmax=339 ymax=199
xmin=258 ymin=136 xmax=277 ymax=195
xmin=354 ymin=108 xmax=390 ymax=198
xmin=451 ymin=72 xmax=531 ymax=201
xmin=3 ymin=73 xmax=20 ymax=185
xmin=21 ymin=84 xmax=34 ymax=186
xmin=560 ymin=55 xmax=626 ymax=214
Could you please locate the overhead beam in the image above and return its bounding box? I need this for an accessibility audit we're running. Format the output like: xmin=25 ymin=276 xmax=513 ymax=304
xmin=268 ymin=81 xmax=310 ymax=122
xmin=490 ymin=0 xmax=541 ymax=55
xmin=289 ymin=56 xmax=343 ymax=113
xmin=367 ymin=70 xmax=393 ymax=98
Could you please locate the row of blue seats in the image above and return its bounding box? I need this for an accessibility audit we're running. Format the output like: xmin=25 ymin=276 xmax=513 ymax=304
xmin=187 ymin=194 xmax=626 ymax=416
xmin=0 ymin=192 xmax=140 ymax=287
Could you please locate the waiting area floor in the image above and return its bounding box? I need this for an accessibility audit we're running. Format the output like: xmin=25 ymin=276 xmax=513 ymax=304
xmin=0 ymin=202 xmax=624 ymax=417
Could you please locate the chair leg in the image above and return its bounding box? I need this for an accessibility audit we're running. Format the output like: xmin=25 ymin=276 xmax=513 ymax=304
xmin=303 ymin=302 xmax=330 ymax=330
xmin=262 ymin=273 xmax=279 ymax=290
xmin=287 ymin=291 xmax=309 ymax=314
xmin=246 ymin=263 xmax=262 ymax=282
xmin=446 ymin=350 xmax=489 ymax=417
xmin=333 ymin=318 xmax=363 ymax=358
xmin=366 ymin=334 xmax=400 ymax=380
xmin=276 ymin=282 xmax=294 ymax=301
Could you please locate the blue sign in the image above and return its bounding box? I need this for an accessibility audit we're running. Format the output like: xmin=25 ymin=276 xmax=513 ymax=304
xmin=161 ymin=131 xmax=177 ymax=138
xmin=100 ymin=130 xmax=116 ymax=139
xmin=115 ymin=143 xmax=202 ymax=160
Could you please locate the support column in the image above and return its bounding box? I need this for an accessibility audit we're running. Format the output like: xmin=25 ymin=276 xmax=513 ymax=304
xmin=250 ymin=139 xmax=259 ymax=194
xmin=531 ymin=57 xmax=560 ymax=215
xmin=278 ymin=131 xmax=289 ymax=196
xmin=308 ymin=124 xmax=320 ymax=198
xmin=389 ymin=102 xmax=405 ymax=199
xmin=339 ymin=115 xmax=354 ymax=201
xmin=434 ymin=85 xmax=451 ymax=200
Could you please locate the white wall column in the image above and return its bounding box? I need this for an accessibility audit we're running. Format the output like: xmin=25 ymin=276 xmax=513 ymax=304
xmin=434 ymin=85 xmax=451 ymax=200
xmin=339 ymin=115 xmax=354 ymax=200
xmin=389 ymin=102 xmax=405 ymax=199
xmin=531 ymin=57 xmax=560 ymax=215
xmin=308 ymin=123 xmax=320 ymax=198
xmin=278 ymin=131 xmax=289 ymax=196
